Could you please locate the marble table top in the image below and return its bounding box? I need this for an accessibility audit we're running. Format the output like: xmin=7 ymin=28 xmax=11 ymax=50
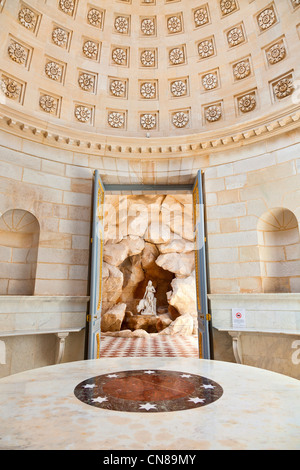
xmin=0 ymin=357 xmax=299 ymax=450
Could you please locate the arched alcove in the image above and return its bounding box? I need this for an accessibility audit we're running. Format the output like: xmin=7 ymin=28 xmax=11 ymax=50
xmin=0 ymin=209 xmax=40 ymax=295
xmin=257 ymin=208 xmax=300 ymax=293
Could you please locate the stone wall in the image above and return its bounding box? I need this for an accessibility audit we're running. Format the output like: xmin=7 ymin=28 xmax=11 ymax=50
xmin=0 ymin=127 xmax=299 ymax=377
xmin=205 ymin=130 xmax=300 ymax=295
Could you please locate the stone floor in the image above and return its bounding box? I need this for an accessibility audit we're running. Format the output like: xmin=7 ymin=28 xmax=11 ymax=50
xmin=99 ymin=335 xmax=199 ymax=358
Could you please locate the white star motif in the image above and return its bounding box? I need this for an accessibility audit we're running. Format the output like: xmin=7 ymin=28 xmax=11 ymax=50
xmin=202 ymin=384 xmax=215 ymax=389
xmin=139 ymin=403 xmax=157 ymax=411
xmin=181 ymin=374 xmax=192 ymax=378
xmin=144 ymin=370 xmax=156 ymax=375
xmin=188 ymin=397 xmax=205 ymax=404
xmin=107 ymin=374 xmax=118 ymax=378
xmin=91 ymin=396 xmax=108 ymax=404
xmin=83 ymin=383 xmax=96 ymax=389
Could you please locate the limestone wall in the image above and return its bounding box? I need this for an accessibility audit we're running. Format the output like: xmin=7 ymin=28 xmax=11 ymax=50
xmin=0 ymin=126 xmax=299 ymax=377
xmin=205 ymin=129 xmax=300 ymax=295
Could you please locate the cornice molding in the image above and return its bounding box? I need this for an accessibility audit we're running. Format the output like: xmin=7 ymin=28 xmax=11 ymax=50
xmin=0 ymin=104 xmax=299 ymax=159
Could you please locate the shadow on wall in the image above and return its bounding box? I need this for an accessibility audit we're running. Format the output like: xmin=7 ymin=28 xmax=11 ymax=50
xmin=258 ymin=207 xmax=300 ymax=293
xmin=0 ymin=209 xmax=40 ymax=295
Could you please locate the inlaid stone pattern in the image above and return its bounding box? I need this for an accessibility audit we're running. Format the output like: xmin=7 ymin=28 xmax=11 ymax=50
xmin=74 ymin=369 xmax=224 ymax=413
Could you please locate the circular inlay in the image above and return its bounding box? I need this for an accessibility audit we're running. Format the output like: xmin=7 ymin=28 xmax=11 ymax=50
xmin=74 ymin=369 xmax=223 ymax=413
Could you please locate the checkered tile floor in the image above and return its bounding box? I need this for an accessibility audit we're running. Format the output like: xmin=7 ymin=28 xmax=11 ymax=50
xmin=99 ymin=335 xmax=199 ymax=358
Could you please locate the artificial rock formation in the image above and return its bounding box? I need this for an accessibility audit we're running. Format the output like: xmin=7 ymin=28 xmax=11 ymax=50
xmin=101 ymin=194 xmax=198 ymax=336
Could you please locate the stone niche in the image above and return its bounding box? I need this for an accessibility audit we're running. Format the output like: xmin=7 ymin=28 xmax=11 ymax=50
xmin=101 ymin=194 xmax=198 ymax=337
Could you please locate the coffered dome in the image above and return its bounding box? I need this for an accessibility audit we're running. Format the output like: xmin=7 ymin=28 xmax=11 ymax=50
xmin=0 ymin=0 xmax=299 ymax=152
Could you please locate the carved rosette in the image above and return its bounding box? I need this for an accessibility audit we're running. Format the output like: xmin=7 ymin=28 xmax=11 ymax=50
xmin=220 ymin=0 xmax=237 ymax=15
xmin=202 ymin=73 xmax=218 ymax=90
xmin=227 ymin=26 xmax=244 ymax=47
xmin=140 ymin=82 xmax=156 ymax=99
xmin=258 ymin=8 xmax=276 ymax=30
xmin=233 ymin=60 xmax=251 ymax=80
xmin=238 ymin=94 xmax=256 ymax=113
xmin=0 ymin=78 xmax=21 ymax=99
xmin=110 ymin=80 xmax=126 ymax=97
xmin=39 ymin=95 xmax=57 ymax=114
xmin=59 ymin=0 xmax=75 ymax=15
xmin=114 ymin=16 xmax=129 ymax=34
xmin=83 ymin=41 xmax=98 ymax=59
xmin=205 ymin=105 xmax=222 ymax=122
xmin=87 ymin=8 xmax=102 ymax=27
xmin=18 ymin=7 xmax=36 ymax=29
xmin=8 ymin=42 xmax=27 ymax=64
xmin=141 ymin=18 xmax=155 ymax=35
xmin=112 ymin=48 xmax=127 ymax=65
xmin=167 ymin=16 xmax=182 ymax=33
xmin=198 ymin=40 xmax=214 ymax=59
xmin=108 ymin=112 xmax=125 ymax=128
xmin=267 ymin=43 xmax=286 ymax=65
xmin=169 ymin=48 xmax=184 ymax=65
xmin=52 ymin=28 xmax=68 ymax=47
xmin=194 ymin=8 xmax=208 ymax=27
xmin=141 ymin=50 xmax=155 ymax=67
xmin=171 ymin=80 xmax=187 ymax=97
xmin=78 ymin=73 xmax=95 ymax=92
xmin=45 ymin=62 xmax=62 ymax=81
xmin=274 ymin=78 xmax=294 ymax=99
xmin=172 ymin=112 xmax=189 ymax=128
xmin=75 ymin=105 xmax=91 ymax=123
xmin=140 ymin=114 xmax=156 ymax=129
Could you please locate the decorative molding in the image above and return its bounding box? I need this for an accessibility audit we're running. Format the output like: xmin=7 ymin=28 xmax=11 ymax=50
xmin=0 ymin=104 xmax=299 ymax=158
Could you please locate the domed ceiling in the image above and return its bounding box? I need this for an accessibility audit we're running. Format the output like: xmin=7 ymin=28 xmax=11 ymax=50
xmin=0 ymin=0 xmax=299 ymax=155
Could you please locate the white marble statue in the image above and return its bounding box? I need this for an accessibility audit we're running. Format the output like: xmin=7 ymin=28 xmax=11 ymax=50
xmin=137 ymin=280 xmax=157 ymax=316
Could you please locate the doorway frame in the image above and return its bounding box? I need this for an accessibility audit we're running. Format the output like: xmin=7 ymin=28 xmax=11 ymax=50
xmin=87 ymin=172 xmax=212 ymax=360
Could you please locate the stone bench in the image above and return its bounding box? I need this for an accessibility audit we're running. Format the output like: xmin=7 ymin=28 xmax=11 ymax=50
xmin=0 ymin=296 xmax=89 ymax=367
xmin=214 ymin=327 xmax=300 ymax=364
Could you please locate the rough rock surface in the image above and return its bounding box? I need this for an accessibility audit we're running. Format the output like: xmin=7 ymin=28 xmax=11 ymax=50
xmin=156 ymin=252 xmax=195 ymax=277
xmin=101 ymin=194 xmax=197 ymax=335
xmin=158 ymin=314 xmax=194 ymax=336
xmin=101 ymin=303 xmax=126 ymax=332
xmin=167 ymin=272 xmax=197 ymax=317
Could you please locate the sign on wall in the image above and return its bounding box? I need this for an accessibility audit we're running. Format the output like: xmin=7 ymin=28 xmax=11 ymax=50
xmin=232 ymin=308 xmax=246 ymax=329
